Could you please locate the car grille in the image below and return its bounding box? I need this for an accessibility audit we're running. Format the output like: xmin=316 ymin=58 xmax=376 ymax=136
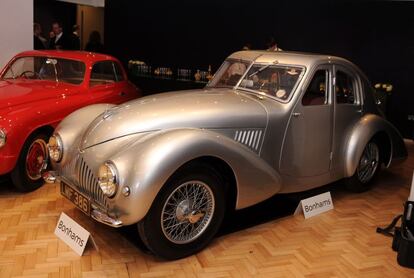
xmin=61 ymin=155 xmax=107 ymax=208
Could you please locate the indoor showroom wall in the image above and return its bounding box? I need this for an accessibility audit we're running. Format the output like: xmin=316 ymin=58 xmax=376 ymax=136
xmin=0 ymin=0 xmax=33 ymax=69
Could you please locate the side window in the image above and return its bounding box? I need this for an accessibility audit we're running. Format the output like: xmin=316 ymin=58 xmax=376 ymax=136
xmin=302 ymin=69 xmax=328 ymax=106
xmin=113 ymin=62 xmax=125 ymax=81
xmin=336 ymin=71 xmax=356 ymax=104
xmin=90 ymin=61 xmax=116 ymax=87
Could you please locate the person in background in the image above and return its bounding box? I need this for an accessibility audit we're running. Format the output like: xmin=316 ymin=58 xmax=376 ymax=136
xmin=85 ymin=31 xmax=104 ymax=53
xmin=48 ymin=22 xmax=69 ymax=50
xmin=71 ymin=25 xmax=81 ymax=50
xmin=242 ymin=42 xmax=252 ymax=50
xmin=266 ymin=37 xmax=283 ymax=51
xmin=33 ymin=23 xmax=47 ymax=50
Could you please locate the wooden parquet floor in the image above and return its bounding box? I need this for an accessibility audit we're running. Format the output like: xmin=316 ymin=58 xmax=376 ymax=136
xmin=1 ymin=143 xmax=414 ymax=277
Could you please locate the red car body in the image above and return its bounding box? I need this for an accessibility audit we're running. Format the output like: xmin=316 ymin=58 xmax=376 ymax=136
xmin=0 ymin=50 xmax=140 ymax=189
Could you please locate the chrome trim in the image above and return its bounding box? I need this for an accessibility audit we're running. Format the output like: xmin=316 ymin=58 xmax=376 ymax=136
xmin=77 ymin=156 xmax=107 ymax=207
xmin=59 ymin=155 xmax=108 ymax=208
xmin=161 ymin=180 xmax=215 ymax=244
xmin=91 ymin=208 xmax=123 ymax=228
xmin=43 ymin=170 xmax=57 ymax=184
xmin=121 ymin=186 xmax=130 ymax=196
xmin=48 ymin=134 xmax=64 ymax=162
xmin=234 ymin=129 xmax=263 ymax=152
xmin=97 ymin=161 xmax=118 ymax=198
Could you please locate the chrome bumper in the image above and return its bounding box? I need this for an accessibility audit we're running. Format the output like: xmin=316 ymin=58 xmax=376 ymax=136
xmin=42 ymin=170 xmax=123 ymax=228
xmin=43 ymin=170 xmax=58 ymax=184
xmin=91 ymin=206 xmax=123 ymax=228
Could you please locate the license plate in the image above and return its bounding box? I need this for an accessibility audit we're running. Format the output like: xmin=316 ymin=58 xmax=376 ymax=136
xmin=61 ymin=182 xmax=90 ymax=215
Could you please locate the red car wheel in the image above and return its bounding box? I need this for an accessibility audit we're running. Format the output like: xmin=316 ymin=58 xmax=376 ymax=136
xmin=25 ymin=139 xmax=48 ymax=181
xmin=11 ymin=133 xmax=50 ymax=192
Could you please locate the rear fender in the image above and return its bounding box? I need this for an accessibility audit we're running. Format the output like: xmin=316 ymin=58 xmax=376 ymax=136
xmin=345 ymin=114 xmax=407 ymax=177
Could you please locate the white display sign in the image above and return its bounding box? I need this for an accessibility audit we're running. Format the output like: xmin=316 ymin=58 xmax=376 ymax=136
xmin=294 ymin=192 xmax=334 ymax=219
xmin=57 ymin=0 xmax=104 ymax=7
xmin=408 ymin=171 xmax=414 ymax=202
xmin=54 ymin=212 xmax=90 ymax=256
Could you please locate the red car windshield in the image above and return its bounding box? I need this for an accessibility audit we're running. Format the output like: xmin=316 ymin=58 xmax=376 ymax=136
xmin=2 ymin=56 xmax=86 ymax=85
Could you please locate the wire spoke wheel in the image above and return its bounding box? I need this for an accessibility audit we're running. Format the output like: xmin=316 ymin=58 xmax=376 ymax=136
xmin=25 ymin=139 xmax=48 ymax=181
xmin=138 ymin=163 xmax=226 ymax=259
xmin=161 ymin=181 xmax=215 ymax=244
xmin=357 ymin=142 xmax=379 ymax=184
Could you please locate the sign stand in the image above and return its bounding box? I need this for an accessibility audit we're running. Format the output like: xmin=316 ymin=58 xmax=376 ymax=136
xmin=87 ymin=234 xmax=99 ymax=252
xmin=293 ymin=202 xmax=303 ymax=216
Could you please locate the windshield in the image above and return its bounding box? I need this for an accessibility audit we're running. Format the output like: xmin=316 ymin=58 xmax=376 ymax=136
xmin=2 ymin=56 xmax=86 ymax=85
xmin=207 ymin=60 xmax=250 ymax=88
xmin=208 ymin=59 xmax=304 ymax=101
xmin=238 ymin=64 xmax=303 ymax=101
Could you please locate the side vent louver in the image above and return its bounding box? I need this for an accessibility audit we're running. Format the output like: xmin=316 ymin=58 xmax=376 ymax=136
xmin=234 ymin=129 xmax=263 ymax=152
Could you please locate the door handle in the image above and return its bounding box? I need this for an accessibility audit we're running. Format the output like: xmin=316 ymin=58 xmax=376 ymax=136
xmin=119 ymin=92 xmax=126 ymax=97
xmin=292 ymin=112 xmax=301 ymax=117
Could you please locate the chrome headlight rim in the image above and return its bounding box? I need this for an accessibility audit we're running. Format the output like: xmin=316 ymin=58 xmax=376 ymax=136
xmin=48 ymin=134 xmax=63 ymax=162
xmin=0 ymin=128 xmax=7 ymax=149
xmin=98 ymin=161 xmax=119 ymax=198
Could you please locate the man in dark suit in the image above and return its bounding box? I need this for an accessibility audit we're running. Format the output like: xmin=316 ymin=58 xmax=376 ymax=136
xmin=48 ymin=22 xmax=70 ymax=50
xmin=70 ymin=25 xmax=81 ymax=50
xmin=33 ymin=23 xmax=46 ymax=50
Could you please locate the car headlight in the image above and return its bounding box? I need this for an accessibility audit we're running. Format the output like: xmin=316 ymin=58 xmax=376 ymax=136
xmin=0 ymin=128 xmax=6 ymax=148
xmin=48 ymin=134 xmax=63 ymax=162
xmin=98 ymin=162 xmax=118 ymax=198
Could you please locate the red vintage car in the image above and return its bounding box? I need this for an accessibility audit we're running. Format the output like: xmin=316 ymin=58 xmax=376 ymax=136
xmin=0 ymin=50 xmax=140 ymax=191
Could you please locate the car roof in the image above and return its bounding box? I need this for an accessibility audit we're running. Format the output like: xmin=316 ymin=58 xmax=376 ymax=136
xmin=14 ymin=50 xmax=118 ymax=63
xmin=228 ymin=50 xmax=354 ymax=69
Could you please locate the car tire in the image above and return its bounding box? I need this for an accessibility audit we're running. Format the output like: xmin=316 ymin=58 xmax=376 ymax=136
xmin=11 ymin=132 xmax=49 ymax=192
xmin=344 ymin=139 xmax=381 ymax=193
xmin=137 ymin=162 xmax=226 ymax=260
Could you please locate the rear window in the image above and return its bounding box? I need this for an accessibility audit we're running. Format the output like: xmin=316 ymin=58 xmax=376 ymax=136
xmin=90 ymin=61 xmax=125 ymax=87
xmin=90 ymin=61 xmax=117 ymax=86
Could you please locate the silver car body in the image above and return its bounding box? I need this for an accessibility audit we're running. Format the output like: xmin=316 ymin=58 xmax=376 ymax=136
xmin=50 ymin=51 xmax=407 ymax=227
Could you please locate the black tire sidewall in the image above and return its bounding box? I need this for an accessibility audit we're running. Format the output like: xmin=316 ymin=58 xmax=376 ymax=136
xmin=138 ymin=164 xmax=225 ymax=260
xmin=11 ymin=133 xmax=49 ymax=192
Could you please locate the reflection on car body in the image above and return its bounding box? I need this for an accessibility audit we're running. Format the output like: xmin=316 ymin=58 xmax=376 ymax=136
xmin=0 ymin=50 xmax=140 ymax=192
xmin=47 ymin=50 xmax=407 ymax=259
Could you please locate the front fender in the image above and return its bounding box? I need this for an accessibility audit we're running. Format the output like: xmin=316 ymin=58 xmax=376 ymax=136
xmin=52 ymin=103 xmax=114 ymax=167
xmin=345 ymin=114 xmax=407 ymax=177
xmin=109 ymin=128 xmax=282 ymax=225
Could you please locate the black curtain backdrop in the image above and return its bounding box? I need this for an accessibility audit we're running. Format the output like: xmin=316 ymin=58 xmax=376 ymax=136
xmin=104 ymin=0 xmax=414 ymax=135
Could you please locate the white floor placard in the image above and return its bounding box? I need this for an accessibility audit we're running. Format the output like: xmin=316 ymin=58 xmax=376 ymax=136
xmin=294 ymin=192 xmax=334 ymax=219
xmin=408 ymin=170 xmax=414 ymax=202
xmin=54 ymin=212 xmax=90 ymax=256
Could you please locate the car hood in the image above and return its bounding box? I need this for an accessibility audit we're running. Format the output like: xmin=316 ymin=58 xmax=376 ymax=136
xmin=0 ymin=79 xmax=75 ymax=111
xmin=80 ymin=88 xmax=270 ymax=149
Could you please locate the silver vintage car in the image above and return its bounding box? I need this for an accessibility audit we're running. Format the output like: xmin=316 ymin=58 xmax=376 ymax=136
xmin=46 ymin=51 xmax=407 ymax=259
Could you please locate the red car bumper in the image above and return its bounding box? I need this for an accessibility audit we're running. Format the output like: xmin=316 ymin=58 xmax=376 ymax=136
xmin=0 ymin=154 xmax=17 ymax=174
